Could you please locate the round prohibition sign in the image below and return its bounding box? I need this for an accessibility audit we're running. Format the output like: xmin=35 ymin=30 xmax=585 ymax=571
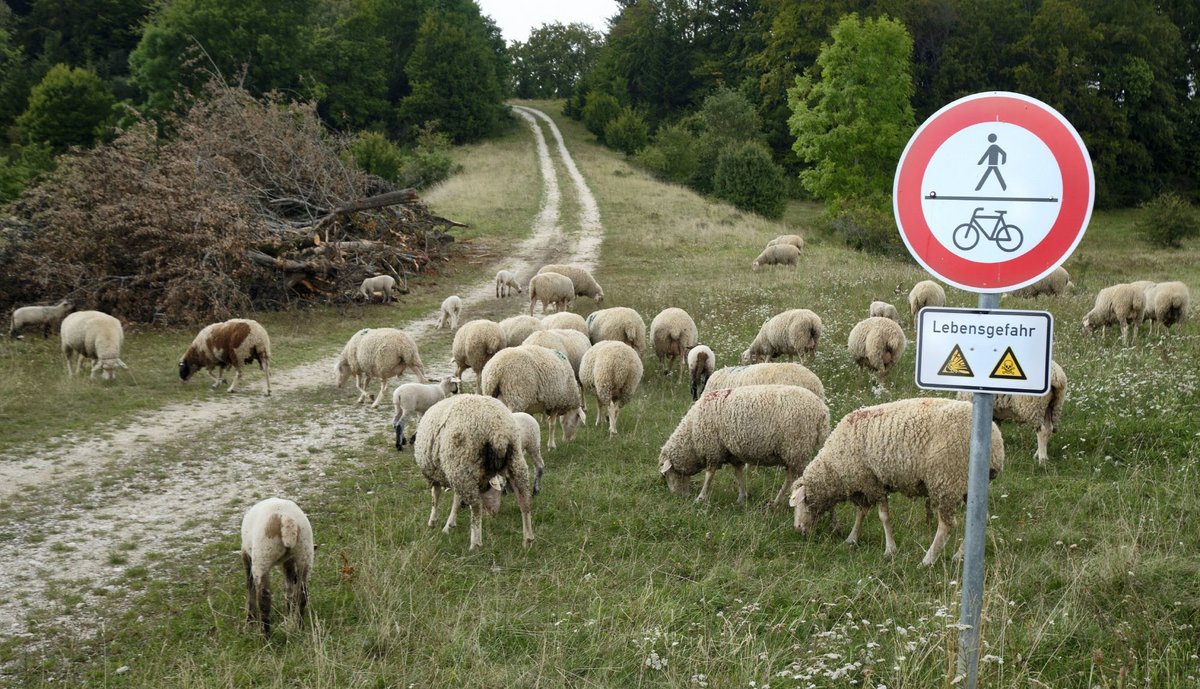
xmin=893 ymin=92 xmax=1094 ymax=293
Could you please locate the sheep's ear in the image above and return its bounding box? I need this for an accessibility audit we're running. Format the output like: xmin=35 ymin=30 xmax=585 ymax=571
xmin=659 ymin=457 xmax=673 ymax=474
xmin=788 ymin=484 xmax=805 ymax=508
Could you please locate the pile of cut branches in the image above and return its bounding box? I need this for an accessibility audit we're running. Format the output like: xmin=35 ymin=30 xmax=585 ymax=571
xmin=0 ymin=83 xmax=464 ymax=326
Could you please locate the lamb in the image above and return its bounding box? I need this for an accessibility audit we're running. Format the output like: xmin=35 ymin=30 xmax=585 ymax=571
xmin=240 ymin=498 xmax=314 ymax=638
xmin=60 ymin=310 xmax=128 ymax=381
xmin=437 ymin=295 xmax=463 ymax=330
xmin=541 ymin=311 xmax=589 ymax=335
xmin=789 ymin=398 xmax=1005 ymax=566
xmin=512 ymin=411 xmax=545 ymax=494
xmin=179 ymin=318 xmax=272 ymax=395
xmin=958 ymin=360 xmax=1066 ymax=466
xmin=580 ymin=340 xmax=644 ymax=437
xmin=659 ymin=385 xmax=830 ymax=505
xmin=1083 ymin=283 xmax=1145 ymax=344
xmin=495 ymin=270 xmax=524 ymax=298
xmin=740 ymin=309 xmax=822 ymax=364
xmin=649 ymin=307 xmax=699 ymax=375
xmin=10 ymin=299 xmax=72 ymax=339
xmin=766 ymin=234 xmax=805 ymax=252
xmin=868 ymin=300 xmax=902 ymax=324
xmin=414 ymin=394 xmax=534 ymax=550
xmin=1142 ymin=281 xmax=1189 ymax=335
xmin=1007 ymin=266 xmax=1073 ymax=298
xmin=342 ymin=327 xmax=426 ymax=406
xmin=359 ymin=275 xmax=397 ymax=303
xmin=704 ymin=362 xmax=825 ymax=401
xmin=392 ymin=377 xmax=462 ymax=450
xmin=687 ymin=344 xmax=715 ymax=401
xmin=908 ymin=280 xmax=946 ymax=321
xmin=499 ymin=314 xmax=545 ymax=348
xmin=528 ymin=272 xmax=575 ymax=315
xmin=751 ymin=243 xmax=801 ymax=271
xmin=536 ymin=264 xmax=605 ymax=304
xmin=846 ymin=316 xmax=908 ymax=385
xmin=479 ymin=344 xmax=586 ymax=450
xmin=452 ymin=319 xmax=507 ymax=385
xmin=587 ymin=307 xmax=647 ymax=353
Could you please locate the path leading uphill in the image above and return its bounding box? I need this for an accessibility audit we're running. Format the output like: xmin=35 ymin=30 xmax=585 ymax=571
xmin=0 ymin=107 xmax=603 ymax=652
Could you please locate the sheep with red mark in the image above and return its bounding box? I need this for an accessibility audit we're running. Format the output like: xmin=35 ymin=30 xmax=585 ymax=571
xmin=179 ymin=318 xmax=272 ymax=395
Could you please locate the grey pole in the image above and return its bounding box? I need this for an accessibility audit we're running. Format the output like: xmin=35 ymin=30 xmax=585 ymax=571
xmin=956 ymin=291 xmax=1000 ymax=687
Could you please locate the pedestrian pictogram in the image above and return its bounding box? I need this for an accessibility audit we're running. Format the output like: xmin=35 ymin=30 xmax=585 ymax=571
xmin=989 ymin=346 xmax=1027 ymax=380
xmin=975 ymin=133 xmax=1007 ymax=191
xmin=938 ymin=344 xmax=974 ymax=377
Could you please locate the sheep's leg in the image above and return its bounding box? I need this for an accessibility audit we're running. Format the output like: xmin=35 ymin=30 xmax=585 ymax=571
xmin=1036 ymin=420 xmax=1053 ymax=466
xmin=732 ymin=463 xmax=747 ymax=505
xmin=63 ymin=350 xmax=74 ymax=376
xmin=443 ymin=493 xmax=460 ymax=533
xmin=546 ymin=415 xmax=558 ymax=450
xmin=427 ymin=486 xmax=442 ymax=527
xmin=921 ymin=510 xmax=954 ymax=566
xmin=370 ymin=376 xmax=388 ymax=407
xmin=878 ymin=497 xmax=898 ymax=559
xmin=354 ymin=375 xmax=373 ymax=404
xmin=411 ymin=364 xmax=427 ymax=384
xmin=695 ymin=467 xmax=718 ymax=502
xmin=507 ymin=460 xmax=536 ymax=547
xmin=257 ymin=571 xmax=273 ymax=638
xmin=284 ymin=560 xmax=298 ymax=616
xmin=846 ymin=506 xmax=868 ymax=546
xmin=243 ymin=553 xmax=257 ymax=622
xmin=468 ymin=503 xmax=484 ymax=550
xmin=262 ymin=359 xmax=271 ymax=396
xmin=226 ymin=364 xmax=243 ymax=393
xmin=607 ymin=402 xmax=619 ymax=437
xmin=772 ymin=466 xmax=794 ymax=505
xmin=205 ymin=367 xmax=223 ymax=389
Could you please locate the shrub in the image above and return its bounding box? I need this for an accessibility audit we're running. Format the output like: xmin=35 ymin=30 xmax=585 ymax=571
xmin=396 ymin=126 xmax=459 ymax=189
xmin=711 ymin=141 xmax=787 ymax=219
xmin=603 ymin=108 xmax=649 ymax=155
xmin=16 ymin=64 xmax=116 ymax=151
xmin=1136 ymin=192 xmax=1200 ymax=249
xmin=582 ymin=91 xmax=621 ymax=142
xmin=0 ymin=143 xmax=54 ymax=202
xmin=826 ymin=195 xmax=906 ymax=256
xmin=636 ymin=122 xmax=699 ymax=184
xmin=346 ymin=131 xmax=406 ymax=182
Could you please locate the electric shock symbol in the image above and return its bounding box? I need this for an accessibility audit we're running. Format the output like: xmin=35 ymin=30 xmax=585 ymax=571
xmin=938 ymin=344 xmax=974 ymax=377
xmin=989 ymin=347 xmax=1027 ymax=380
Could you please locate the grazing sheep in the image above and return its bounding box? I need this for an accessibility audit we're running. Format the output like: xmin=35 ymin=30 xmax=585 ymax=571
xmin=740 ymin=309 xmax=823 ymax=364
xmin=868 ymin=300 xmax=901 ymax=324
xmin=334 ymin=328 xmax=371 ymax=392
xmin=452 ymin=319 xmax=507 ymax=386
xmin=512 ymin=411 xmax=545 ymax=494
xmin=659 ymin=384 xmax=830 ymax=505
xmin=704 ymin=362 xmax=825 ymax=401
xmin=1083 ymin=283 xmax=1145 ymax=344
xmin=789 ymin=398 xmax=1004 ymax=566
xmin=359 ymin=275 xmax=397 ymax=303
xmin=345 ymin=327 xmax=426 ymax=406
xmin=528 ymin=272 xmax=575 ymax=315
xmin=437 ymin=295 xmax=463 ymax=330
xmin=687 ymin=344 xmax=715 ymax=401
xmin=61 ymin=310 xmax=128 ymax=381
xmin=650 ymin=307 xmax=699 ymax=376
xmin=537 ymin=264 xmax=605 ymax=304
xmin=392 ymin=377 xmax=462 ymax=450
xmin=10 ymin=299 xmax=72 ymax=339
xmin=1007 ymin=266 xmax=1073 ymax=298
xmin=958 ymin=361 xmax=1067 ymax=466
xmin=1143 ymin=281 xmax=1190 ymax=335
xmin=751 ymin=243 xmax=801 ymax=271
xmin=179 ymin=318 xmax=272 ymax=395
xmin=495 ymin=270 xmax=524 ymax=298
xmin=541 ymin=311 xmax=589 ymax=335
xmin=846 ymin=316 xmax=908 ymax=385
xmin=479 ymin=344 xmax=586 ymax=450
xmin=523 ymin=328 xmax=590 ymax=381
xmin=580 ymin=340 xmax=644 ymax=437
xmin=908 ymin=280 xmax=946 ymax=321
xmin=499 ymin=314 xmax=545 ymax=348
xmin=414 ymin=394 xmax=534 ymax=550
xmin=587 ymin=307 xmax=647 ymax=353
xmin=766 ymin=234 xmax=805 ymax=252
xmin=240 ymin=498 xmax=314 ymax=638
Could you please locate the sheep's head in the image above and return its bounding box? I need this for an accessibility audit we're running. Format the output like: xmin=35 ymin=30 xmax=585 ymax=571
xmin=334 ymin=357 xmax=353 ymax=388
xmin=1081 ymin=313 xmax=1095 ymax=333
xmin=481 ymin=477 xmax=504 ymax=515
xmin=658 ymin=454 xmax=691 ymax=496
xmin=739 ymin=348 xmax=754 ymax=365
xmin=561 ymin=406 xmax=586 ymax=442
xmin=443 ymin=377 xmax=462 ymax=396
xmin=594 ymin=288 xmax=604 ymax=303
xmin=790 ymin=484 xmax=817 ymax=534
xmin=751 ymin=260 xmax=761 ymax=272
xmin=178 ymin=358 xmax=194 ymax=382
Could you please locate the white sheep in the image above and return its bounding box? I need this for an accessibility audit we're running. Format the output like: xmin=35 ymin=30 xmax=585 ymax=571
xmin=958 ymin=360 xmax=1067 ymax=466
xmin=649 ymin=307 xmax=699 ymax=375
xmin=751 ymin=243 xmax=801 ymax=271
xmin=479 ymin=344 xmax=586 ymax=450
xmin=536 ymin=264 xmax=605 ymax=304
xmin=868 ymin=300 xmax=901 ymax=324
xmin=846 ymin=316 xmax=908 ymax=385
xmin=1083 ymin=283 xmax=1145 ymax=344
xmin=61 ymin=310 xmax=128 ymax=381
xmin=334 ymin=328 xmax=371 ymax=392
xmin=344 ymin=327 xmax=426 ymax=406
xmin=10 ymin=299 xmax=72 ymax=339
xmin=541 ymin=311 xmax=589 ymax=335
xmin=359 ymin=275 xmax=397 ymax=303
xmin=659 ymin=384 xmax=830 ymax=506
xmin=499 ymin=314 xmax=545 ymax=348
xmin=240 ymin=497 xmax=314 ymax=638
xmin=908 ymin=280 xmax=946 ymax=321
xmin=512 ymin=411 xmax=545 ymax=494
xmin=495 ymin=270 xmax=524 ymax=298
xmin=580 ymin=340 xmax=644 ymax=437
xmin=528 ymin=272 xmax=575 ymax=315
xmin=740 ymin=309 xmax=822 ymax=364
xmin=687 ymin=344 xmax=715 ymax=401
xmin=437 ymin=295 xmax=463 ymax=330
xmin=414 ymin=394 xmax=534 ymax=550
xmin=452 ymin=319 xmax=507 ymax=385
xmin=524 ymin=328 xmax=591 ymax=381
xmin=789 ymin=398 xmax=1005 ymax=566
xmin=1142 ymin=281 xmax=1189 ymax=335
xmin=392 ymin=377 xmax=462 ymax=450
xmin=1007 ymin=266 xmax=1073 ymax=298
xmin=766 ymin=234 xmax=805 ymax=252
xmin=704 ymin=362 xmax=825 ymax=401
xmin=179 ymin=318 xmax=272 ymax=394
xmin=587 ymin=307 xmax=647 ymax=353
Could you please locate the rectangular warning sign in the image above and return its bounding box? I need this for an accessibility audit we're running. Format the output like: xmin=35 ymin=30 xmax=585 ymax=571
xmin=916 ymin=307 xmax=1053 ymax=395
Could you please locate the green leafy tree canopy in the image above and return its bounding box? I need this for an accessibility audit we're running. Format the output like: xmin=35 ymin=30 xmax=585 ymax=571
xmin=17 ymin=63 xmax=115 ymax=150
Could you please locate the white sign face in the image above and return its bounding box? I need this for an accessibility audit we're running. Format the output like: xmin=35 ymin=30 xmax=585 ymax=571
xmin=916 ymin=307 xmax=1053 ymax=395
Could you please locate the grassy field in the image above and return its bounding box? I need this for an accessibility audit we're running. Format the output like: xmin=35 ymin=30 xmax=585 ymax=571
xmin=3 ymin=102 xmax=1200 ymax=688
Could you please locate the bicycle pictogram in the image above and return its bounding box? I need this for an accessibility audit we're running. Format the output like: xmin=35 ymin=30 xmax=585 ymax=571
xmin=952 ymin=207 xmax=1023 ymax=252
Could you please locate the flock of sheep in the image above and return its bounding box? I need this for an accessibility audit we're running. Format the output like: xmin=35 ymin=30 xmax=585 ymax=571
xmin=5 ymin=238 xmax=1191 ymax=638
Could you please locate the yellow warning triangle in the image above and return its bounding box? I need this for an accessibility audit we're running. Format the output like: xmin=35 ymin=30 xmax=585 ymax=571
xmin=938 ymin=344 xmax=974 ymax=377
xmin=989 ymin=346 xmax=1027 ymax=380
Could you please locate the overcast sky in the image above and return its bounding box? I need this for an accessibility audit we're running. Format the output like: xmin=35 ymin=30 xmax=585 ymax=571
xmin=476 ymin=0 xmax=620 ymax=44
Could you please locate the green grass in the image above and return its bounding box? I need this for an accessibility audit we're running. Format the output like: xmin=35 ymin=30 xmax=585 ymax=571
xmin=3 ymin=102 xmax=1200 ymax=688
